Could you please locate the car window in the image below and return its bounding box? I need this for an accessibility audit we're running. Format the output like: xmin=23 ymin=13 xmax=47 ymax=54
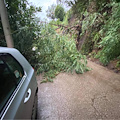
xmin=0 ymin=53 xmax=24 ymax=113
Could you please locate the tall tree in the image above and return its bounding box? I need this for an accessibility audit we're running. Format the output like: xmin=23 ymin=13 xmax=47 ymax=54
xmin=55 ymin=5 xmax=65 ymax=21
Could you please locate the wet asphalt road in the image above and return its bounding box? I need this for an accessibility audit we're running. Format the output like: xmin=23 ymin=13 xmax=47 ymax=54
xmin=36 ymin=60 xmax=120 ymax=120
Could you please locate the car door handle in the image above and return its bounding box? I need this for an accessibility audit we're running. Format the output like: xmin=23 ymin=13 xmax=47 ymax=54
xmin=24 ymin=88 xmax=31 ymax=103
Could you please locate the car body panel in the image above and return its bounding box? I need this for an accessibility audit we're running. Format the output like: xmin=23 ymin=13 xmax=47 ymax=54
xmin=0 ymin=47 xmax=38 ymax=119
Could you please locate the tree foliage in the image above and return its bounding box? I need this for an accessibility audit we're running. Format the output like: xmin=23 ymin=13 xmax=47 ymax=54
xmin=34 ymin=24 xmax=90 ymax=82
xmin=0 ymin=0 xmax=91 ymax=82
xmin=66 ymin=0 xmax=89 ymax=18
xmin=0 ymin=0 xmax=41 ymax=66
xmin=55 ymin=5 xmax=65 ymax=21
xmin=46 ymin=4 xmax=56 ymax=20
xmin=66 ymin=0 xmax=120 ymax=66
xmin=97 ymin=2 xmax=120 ymax=65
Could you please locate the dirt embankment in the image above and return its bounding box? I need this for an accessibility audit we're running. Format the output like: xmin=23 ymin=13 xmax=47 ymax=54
xmin=88 ymin=57 xmax=120 ymax=74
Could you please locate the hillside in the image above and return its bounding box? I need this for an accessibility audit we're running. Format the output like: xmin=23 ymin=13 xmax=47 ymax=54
xmin=52 ymin=0 xmax=120 ymax=74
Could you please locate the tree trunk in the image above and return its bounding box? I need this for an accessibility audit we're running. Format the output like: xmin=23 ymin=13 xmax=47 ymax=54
xmin=76 ymin=0 xmax=97 ymax=51
xmin=0 ymin=0 xmax=14 ymax=48
xmin=76 ymin=30 xmax=88 ymax=51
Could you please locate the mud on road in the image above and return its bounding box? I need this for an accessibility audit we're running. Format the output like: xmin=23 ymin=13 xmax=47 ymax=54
xmin=36 ymin=60 xmax=120 ymax=120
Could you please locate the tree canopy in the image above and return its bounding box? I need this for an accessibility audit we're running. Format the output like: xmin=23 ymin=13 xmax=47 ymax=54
xmin=0 ymin=0 xmax=41 ymax=66
xmin=1 ymin=0 xmax=120 ymax=81
xmin=55 ymin=5 xmax=65 ymax=21
xmin=46 ymin=4 xmax=56 ymax=20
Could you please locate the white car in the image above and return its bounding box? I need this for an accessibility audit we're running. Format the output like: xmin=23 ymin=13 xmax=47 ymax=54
xmin=0 ymin=47 xmax=38 ymax=119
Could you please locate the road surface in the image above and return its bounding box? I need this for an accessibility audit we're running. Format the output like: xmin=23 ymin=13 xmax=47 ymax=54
xmin=36 ymin=60 xmax=120 ymax=119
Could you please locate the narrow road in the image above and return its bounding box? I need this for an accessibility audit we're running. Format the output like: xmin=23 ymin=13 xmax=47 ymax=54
xmin=36 ymin=60 xmax=120 ymax=120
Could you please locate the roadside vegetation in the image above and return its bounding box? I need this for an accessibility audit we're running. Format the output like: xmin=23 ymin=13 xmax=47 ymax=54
xmin=0 ymin=0 xmax=120 ymax=82
xmin=34 ymin=25 xmax=90 ymax=82
xmin=54 ymin=0 xmax=120 ymax=71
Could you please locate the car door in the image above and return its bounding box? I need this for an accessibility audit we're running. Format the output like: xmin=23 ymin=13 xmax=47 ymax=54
xmin=0 ymin=53 xmax=34 ymax=119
